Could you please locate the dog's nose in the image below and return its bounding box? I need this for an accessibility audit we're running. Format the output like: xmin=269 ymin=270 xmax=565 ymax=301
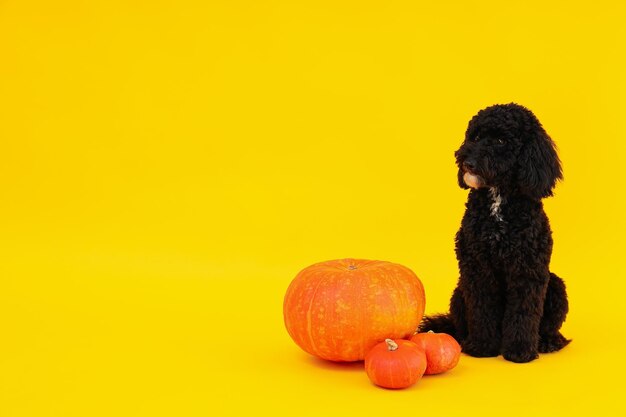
xmin=463 ymin=160 xmax=476 ymax=172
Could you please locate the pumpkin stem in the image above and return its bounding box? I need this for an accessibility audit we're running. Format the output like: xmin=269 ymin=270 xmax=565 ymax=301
xmin=428 ymin=330 xmax=434 ymax=334
xmin=385 ymin=339 xmax=398 ymax=351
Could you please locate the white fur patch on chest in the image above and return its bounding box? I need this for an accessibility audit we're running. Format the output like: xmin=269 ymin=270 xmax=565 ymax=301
xmin=489 ymin=188 xmax=504 ymax=222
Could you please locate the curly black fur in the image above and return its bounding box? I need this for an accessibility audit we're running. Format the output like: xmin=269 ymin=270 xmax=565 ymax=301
xmin=420 ymin=103 xmax=571 ymax=363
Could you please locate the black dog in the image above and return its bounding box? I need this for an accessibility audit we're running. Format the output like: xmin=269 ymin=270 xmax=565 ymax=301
xmin=420 ymin=103 xmax=570 ymax=363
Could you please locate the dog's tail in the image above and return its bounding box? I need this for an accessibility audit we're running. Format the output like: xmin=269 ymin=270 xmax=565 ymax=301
xmin=418 ymin=313 xmax=456 ymax=337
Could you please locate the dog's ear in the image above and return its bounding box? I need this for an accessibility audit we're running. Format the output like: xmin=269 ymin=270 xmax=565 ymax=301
xmin=516 ymin=129 xmax=563 ymax=199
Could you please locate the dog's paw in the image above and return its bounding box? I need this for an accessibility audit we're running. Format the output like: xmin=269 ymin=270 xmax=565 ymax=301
xmin=461 ymin=339 xmax=500 ymax=358
xmin=502 ymin=345 xmax=539 ymax=363
xmin=538 ymin=333 xmax=571 ymax=353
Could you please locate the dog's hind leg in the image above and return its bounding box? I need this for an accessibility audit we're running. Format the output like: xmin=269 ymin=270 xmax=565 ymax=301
xmin=538 ymin=272 xmax=571 ymax=353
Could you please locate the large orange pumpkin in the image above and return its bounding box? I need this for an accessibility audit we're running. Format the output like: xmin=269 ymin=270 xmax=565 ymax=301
xmin=283 ymin=259 xmax=426 ymax=362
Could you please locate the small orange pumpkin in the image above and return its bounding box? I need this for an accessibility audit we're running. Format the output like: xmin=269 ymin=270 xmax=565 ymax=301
xmin=365 ymin=339 xmax=427 ymax=389
xmin=283 ymin=259 xmax=426 ymax=362
xmin=410 ymin=331 xmax=461 ymax=375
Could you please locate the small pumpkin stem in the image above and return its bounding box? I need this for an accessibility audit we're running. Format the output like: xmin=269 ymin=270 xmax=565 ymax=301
xmin=428 ymin=330 xmax=434 ymax=334
xmin=385 ymin=339 xmax=398 ymax=351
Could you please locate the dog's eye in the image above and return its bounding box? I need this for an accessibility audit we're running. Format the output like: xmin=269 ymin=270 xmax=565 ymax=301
xmin=496 ymin=138 xmax=505 ymax=145
xmin=474 ymin=135 xmax=480 ymax=142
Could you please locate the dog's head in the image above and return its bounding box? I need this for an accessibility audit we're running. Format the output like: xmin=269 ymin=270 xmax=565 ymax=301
xmin=454 ymin=103 xmax=562 ymax=199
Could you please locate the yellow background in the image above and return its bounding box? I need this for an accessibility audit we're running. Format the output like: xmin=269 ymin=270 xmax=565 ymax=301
xmin=1 ymin=1 xmax=625 ymax=416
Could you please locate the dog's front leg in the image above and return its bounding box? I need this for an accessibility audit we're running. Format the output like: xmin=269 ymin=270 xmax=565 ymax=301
xmin=459 ymin=265 xmax=504 ymax=358
xmin=502 ymin=269 xmax=550 ymax=363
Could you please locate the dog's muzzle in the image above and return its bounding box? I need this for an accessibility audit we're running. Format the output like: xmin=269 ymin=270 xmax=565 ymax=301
xmin=463 ymin=171 xmax=485 ymax=189
xmin=460 ymin=160 xmax=485 ymax=188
